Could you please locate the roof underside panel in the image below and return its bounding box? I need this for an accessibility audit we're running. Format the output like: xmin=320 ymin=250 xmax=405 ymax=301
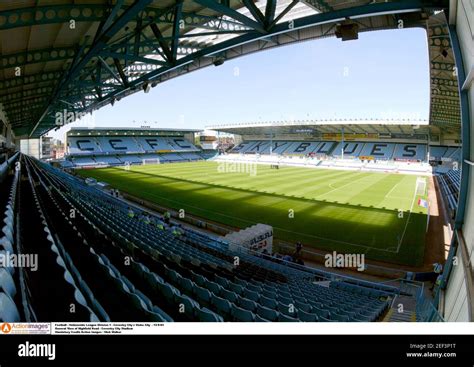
xmin=427 ymin=12 xmax=460 ymax=134
xmin=207 ymin=120 xmax=437 ymax=137
xmin=0 ymin=0 xmax=456 ymax=139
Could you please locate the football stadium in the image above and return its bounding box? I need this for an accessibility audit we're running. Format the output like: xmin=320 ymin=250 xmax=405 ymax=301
xmin=0 ymin=0 xmax=473 ymax=328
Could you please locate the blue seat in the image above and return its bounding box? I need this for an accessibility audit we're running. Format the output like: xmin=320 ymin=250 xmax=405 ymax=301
xmin=338 ymin=309 xmax=357 ymax=319
xmin=308 ymin=300 xmax=323 ymax=310
xmin=319 ymin=315 xmax=334 ymax=322
xmin=295 ymin=299 xmax=312 ymax=313
xmin=278 ymin=295 xmax=293 ymax=305
xmin=354 ymin=314 xmax=374 ymax=322
xmin=158 ymin=282 xmax=179 ymax=304
xmin=278 ymin=313 xmax=299 ymax=322
xmin=231 ymin=305 xmax=255 ymax=322
xmin=206 ymin=280 xmax=222 ymax=295
xmin=190 ymin=272 xmax=206 ymax=287
xmin=237 ymin=297 xmax=257 ymax=312
xmin=242 ymin=289 xmax=260 ymax=302
xmin=175 ymin=293 xmax=198 ymax=319
xmin=262 ymin=284 xmax=276 ymax=292
xmin=165 ymin=267 xmax=182 ymax=286
xmin=211 ymin=295 xmax=232 ymax=318
xmin=260 ymin=295 xmax=278 ymax=309
xmin=278 ymin=301 xmax=297 ymax=317
xmin=220 ymin=289 xmax=238 ymax=303
xmin=228 ymin=282 xmax=244 ymax=295
xmin=214 ymin=275 xmax=229 ymax=288
xmin=246 ymin=284 xmax=262 ymax=293
xmin=0 ymin=293 xmax=20 ymax=322
xmin=262 ymin=289 xmax=276 ymax=299
xmin=254 ymin=314 xmax=269 ymax=322
xmin=233 ymin=278 xmax=248 ymax=287
xmin=331 ymin=313 xmax=350 ymax=322
xmin=298 ymin=309 xmax=318 ymax=322
xmin=0 ymin=269 xmax=16 ymax=297
xmin=310 ymin=305 xmax=330 ymax=319
xmin=196 ymin=307 xmax=224 ymax=322
xmin=193 ymin=285 xmax=212 ymax=307
xmin=179 ymin=277 xmax=195 ymax=296
xmin=256 ymin=305 xmax=278 ymax=321
xmin=293 ymin=295 xmax=307 ymax=304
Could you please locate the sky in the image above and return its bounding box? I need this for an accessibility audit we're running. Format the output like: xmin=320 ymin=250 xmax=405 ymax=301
xmin=48 ymin=27 xmax=430 ymax=140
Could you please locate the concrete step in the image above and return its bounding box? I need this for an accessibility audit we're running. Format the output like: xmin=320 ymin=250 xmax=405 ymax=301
xmin=383 ymin=295 xmax=418 ymax=322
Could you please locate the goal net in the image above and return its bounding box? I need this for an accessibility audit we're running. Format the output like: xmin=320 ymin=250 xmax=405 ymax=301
xmin=142 ymin=158 xmax=160 ymax=165
xmin=416 ymin=177 xmax=427 ymax=196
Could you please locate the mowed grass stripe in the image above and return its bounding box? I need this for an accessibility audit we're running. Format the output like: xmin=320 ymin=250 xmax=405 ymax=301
xmin=78 ymin=162 xmax=427 ymax=266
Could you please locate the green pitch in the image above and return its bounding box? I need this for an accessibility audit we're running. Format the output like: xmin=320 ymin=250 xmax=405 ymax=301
xmin=78 ymin=161 xmax=428 ymax=266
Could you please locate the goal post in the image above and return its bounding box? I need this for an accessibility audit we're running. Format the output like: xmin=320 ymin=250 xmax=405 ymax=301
xmin=142 ymin=158 xmax=161 ymax=165
xmin=416 ymin=177 xmax=427 ymax=196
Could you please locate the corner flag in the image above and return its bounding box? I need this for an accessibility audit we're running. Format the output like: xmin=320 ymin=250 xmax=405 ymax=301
xmin=418 ymin=198 xmax=428 ymax=208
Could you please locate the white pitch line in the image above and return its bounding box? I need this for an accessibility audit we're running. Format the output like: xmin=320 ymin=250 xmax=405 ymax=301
xmin=395 ymin=183 xmax=419 ymax=253
xmin=318 ymin=174 xmax=369 ymax=198
xmin=275 ymin=226 xmax=399 ymax=253
xmin=384 ymin=181 xmax=401 ymax=199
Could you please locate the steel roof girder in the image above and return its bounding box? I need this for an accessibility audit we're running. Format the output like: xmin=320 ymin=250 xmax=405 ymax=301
xmin=171 ymin=1 xmax=184 ymax=62
xmin=193 ymin=0 xmax=267 ymax=33
xmin=100 ymin=51 xmax=166 ymax=66
xmin=33 ymin=0 xmax=154 ymax=131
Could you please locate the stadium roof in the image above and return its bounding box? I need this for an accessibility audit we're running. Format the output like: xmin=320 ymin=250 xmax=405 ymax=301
xmin=208 ymin=119 xmax=448 ymax=136
xmin=207 ymin=119 xmax=442 ymax=136
xmin=0 ymin=0 xmax=457 ymax=139
xmin=67 ymin=126 xmax=201 ymax=134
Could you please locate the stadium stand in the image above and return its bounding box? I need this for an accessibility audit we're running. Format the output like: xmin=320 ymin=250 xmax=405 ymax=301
xmin=230 ymin=141 xmax=458 ymax=163
xmin=0 ymin=154 xmax=20 ymax=322
xmin=332 ymin=142 xmax=365 ymax=158
xmin=93 ymin=156 xmax=123 ymax=166
xmin=64 ymin=129 xmax=207 ymax=168
xmin=116 ymin=155 xmax=143 ymax=165
xmin=358 ymin=143 xmax=396 ymax=160
xmin=68 ymin=137 xmax=101 ymax=154
xmin=68 ymin=136 xmax=200 ymax=155
xmin=444 ymin=147 xmax=461 ymax=161
xmin=9 ymin=154 xmax=396 ymax=322
xmin=436 ymin=169 xmax=461 ymax=212
xmin=429 ymin=146 xmax=448 ymax=160
xmin=392 ymin=144 xmax=427 ymax=161
xmin=96 ymin=137 xmax=142 ymax=153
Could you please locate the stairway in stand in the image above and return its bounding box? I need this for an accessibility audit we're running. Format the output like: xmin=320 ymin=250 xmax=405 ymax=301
xmin=383 ymin=295 xmax=417 ymax=322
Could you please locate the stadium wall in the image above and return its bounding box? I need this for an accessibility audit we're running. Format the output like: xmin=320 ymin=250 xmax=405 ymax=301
xmin=443 ymin=0 xmax=474 ymax=322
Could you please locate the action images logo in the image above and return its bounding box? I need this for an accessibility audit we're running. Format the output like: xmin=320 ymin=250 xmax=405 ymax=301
xmin=1 ymin=322 xmax=12 ymax=333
